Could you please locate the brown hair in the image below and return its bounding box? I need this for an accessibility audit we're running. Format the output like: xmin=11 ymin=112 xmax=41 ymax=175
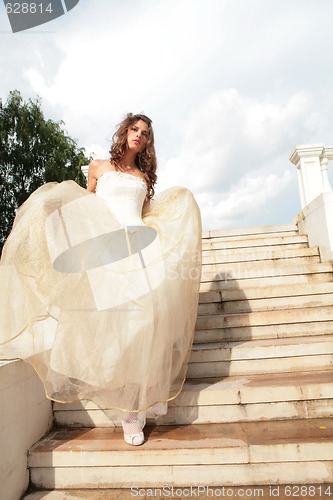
xmin=109 ymin=113 xmax=157 ymax=199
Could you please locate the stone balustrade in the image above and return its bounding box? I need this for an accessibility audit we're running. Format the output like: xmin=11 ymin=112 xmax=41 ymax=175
xmin=289 ymin=144 xmax=333 ymax=208
xmin=0 ymin=360 xmax=52 ymax=500
xmin=290 ymin=144 xmax=333 ymax=262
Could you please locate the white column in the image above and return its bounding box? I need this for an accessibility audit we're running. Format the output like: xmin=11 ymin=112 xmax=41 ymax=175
xmin=320 ymin=146 xmax=333 ymax=193
xmin=320 ymin=157 xmax=331 ymax=192
xmin=81 ymin=164 xmax=89 ymax=179
xmin=289 ymin=144 xmax=324 ymax=209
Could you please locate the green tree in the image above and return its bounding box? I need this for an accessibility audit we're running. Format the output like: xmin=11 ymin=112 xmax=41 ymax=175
xmin=0 ymin=90 xmax=90 ymax=251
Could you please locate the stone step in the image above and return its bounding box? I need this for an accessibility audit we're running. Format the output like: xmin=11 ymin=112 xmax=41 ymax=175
xmin=202 ymin=223 xmax=298 ymax=239
xmin=199 ymin=281 xmax=333 ymax=304
xmin=53 ymin=371 xmax=333 ymax=428
xmin=23 ymin=485 xmax=333 ymax=500
xmin=201 ymin=262 xmax=332 ymax=284
xmin=188 ymin=336 xmax=333 ymax=377
xmin=190 ymin=335 xmax=333 ymax=361
xmin=198 ymin=291 xmax=333 ymax=315
xmin=190 ymin=335 xmax=333 ymax=362
xmin=28 ymin=485 xmax=333 ymax=500
xmin=199 ymin=271 xmax=333 ymax=291
xmin=196 ymin=304 xmax=333 ymax=332
xmin=202 ymin=246 xmax=319 ymax=265
xmin=188 ymin=354 xmax=333 ymax=378
xmin=202 ymin=234 xmax=309 ymax=250
xmin=54 ymin=399 xmax=333 ymax=429
xmin=202 ymin=256 xmax=323 ymax=276
xmin=28 ymin=418 xmax=333 ymax=489
xmin=195 ymin=320 xmax=333 ymax=343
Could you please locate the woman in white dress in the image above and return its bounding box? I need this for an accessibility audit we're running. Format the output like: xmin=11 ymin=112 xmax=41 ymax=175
xmin=0 ymin=113 xmax=202 ymax=446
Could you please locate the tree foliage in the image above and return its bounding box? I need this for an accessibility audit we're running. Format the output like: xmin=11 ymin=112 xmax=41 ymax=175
xmin=0 ymin=90 xmax=90 ymax=251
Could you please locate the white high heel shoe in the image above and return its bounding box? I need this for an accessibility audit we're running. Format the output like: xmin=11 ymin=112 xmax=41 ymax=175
xmin=121 ymin=416 xmax=145 ymax=446
xmin=123 ymin=429 xmax=145 ymax=446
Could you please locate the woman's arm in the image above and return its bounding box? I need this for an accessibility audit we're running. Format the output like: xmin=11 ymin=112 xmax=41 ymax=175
xmin=143 ymin=195 xmax=150 ymax=208
xmin=87 ymin=160 xmax=99 ymax=192
xmin=142 ymin=196 xmax=151 ymax=218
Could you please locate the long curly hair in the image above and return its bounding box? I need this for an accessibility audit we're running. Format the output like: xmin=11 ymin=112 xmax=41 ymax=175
xmin=109 ymin=113 xmax=157 ymax=199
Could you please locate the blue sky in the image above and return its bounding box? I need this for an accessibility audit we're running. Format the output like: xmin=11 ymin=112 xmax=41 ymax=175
xmin=1 ymin=0 xmax=333 ymax=230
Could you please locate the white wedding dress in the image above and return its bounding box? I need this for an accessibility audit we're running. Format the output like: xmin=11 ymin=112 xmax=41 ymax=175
xmin=0 ymin=170 xmax=202 ymax=421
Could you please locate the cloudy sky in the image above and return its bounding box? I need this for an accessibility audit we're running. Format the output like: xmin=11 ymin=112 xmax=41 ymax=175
xmin=1 ymin=0 xmax=333 ymax=230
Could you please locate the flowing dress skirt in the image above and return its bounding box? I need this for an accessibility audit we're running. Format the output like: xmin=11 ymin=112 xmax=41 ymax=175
xmin=0 ymin=181 xmax=202 ymax=420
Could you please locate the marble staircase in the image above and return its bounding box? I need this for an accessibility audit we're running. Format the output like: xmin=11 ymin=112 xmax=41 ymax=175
xmin=25 ymin=224 xmax=333 ymax=494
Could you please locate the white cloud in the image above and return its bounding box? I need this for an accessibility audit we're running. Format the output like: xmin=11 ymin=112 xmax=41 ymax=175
xmin=155 ymin=88 xmax=317 ymax=229
xmin=3 ymin=0 xmax=333 ymax=231
xmin=156 ymin=88 xmax=312 ymax=190
xmin=198 ymin=170 xmax=293 ymax=229
xmin=23 ymin=0 xmax=226 ymax=146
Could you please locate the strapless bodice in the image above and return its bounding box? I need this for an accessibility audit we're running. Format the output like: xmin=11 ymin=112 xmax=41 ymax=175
xmin=95 ymin=170 xmax=147 ymax=227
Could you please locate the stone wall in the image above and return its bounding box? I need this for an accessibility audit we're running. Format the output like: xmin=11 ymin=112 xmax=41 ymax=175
xmin=0 ymin=360 xmax=52 ymax=500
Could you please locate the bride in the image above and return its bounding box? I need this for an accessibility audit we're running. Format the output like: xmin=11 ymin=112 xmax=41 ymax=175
xmin=0 ymin=113 xmax=202 ymax=446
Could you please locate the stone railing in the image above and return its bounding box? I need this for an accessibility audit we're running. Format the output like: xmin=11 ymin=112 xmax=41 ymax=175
xmin=290 ymin=144 xmax=333 ymax=261
xmin=0 ymin=360 xmax=52 ymax=500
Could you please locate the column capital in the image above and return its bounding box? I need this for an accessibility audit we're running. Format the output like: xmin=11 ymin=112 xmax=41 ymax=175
xmin=289 ymin=144 xmax=324 ymax=166
xmin=322 ymin=146 xmax=333 ymax=160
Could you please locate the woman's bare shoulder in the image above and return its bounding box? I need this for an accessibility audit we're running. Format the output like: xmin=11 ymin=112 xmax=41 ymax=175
xmin=87 ymin=159 xmax=111 ymax=191
xmin=88 ymin=159 xmax=111 ymax=177
xmin=89 ymin=159 xmax=110 ymax=170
